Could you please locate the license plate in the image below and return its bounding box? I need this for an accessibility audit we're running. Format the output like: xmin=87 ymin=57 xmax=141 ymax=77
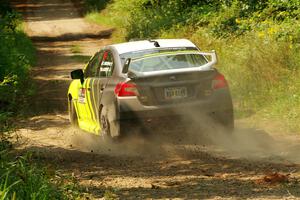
xmin=164 ymin=87 xmax=187 ymax=99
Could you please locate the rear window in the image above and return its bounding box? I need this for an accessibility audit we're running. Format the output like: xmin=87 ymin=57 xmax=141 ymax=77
xmin=129 ymin=53 xmax=208 ymax=73
xmin=120 ymin=47 xmax=198 ymax=60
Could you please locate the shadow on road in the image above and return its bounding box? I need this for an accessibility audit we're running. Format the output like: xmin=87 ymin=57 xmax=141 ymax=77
xmin=30 ymin=29 xmax=113 ymax=42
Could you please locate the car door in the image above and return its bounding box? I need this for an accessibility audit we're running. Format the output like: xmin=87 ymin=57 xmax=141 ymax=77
xmin=77 ymin=52 xmax=100 ymax=132
xmin=83 ymin=51 xmax=105 ymax=134
xmin=89 ymin=50 xmax=115 ymax=134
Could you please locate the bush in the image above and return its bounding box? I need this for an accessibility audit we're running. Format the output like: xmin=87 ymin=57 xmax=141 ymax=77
xmin=85 ymin=0 xmax=300 ymax=131
xmin=0 ymin=2 xmax=36 ymax=129
xmin=84 ymin=0 xmax=111 ymax=12
xmin=0 ymin=152 xmax=64 ymax=199
xmin=97 ymin=0 xmax=299 ymax=41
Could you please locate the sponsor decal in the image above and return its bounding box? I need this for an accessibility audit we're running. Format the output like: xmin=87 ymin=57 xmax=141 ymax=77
xmin=101 ymin=62 xmax=113 ymax=68
xmin=78 ymin=88 xmax=86 ymax=103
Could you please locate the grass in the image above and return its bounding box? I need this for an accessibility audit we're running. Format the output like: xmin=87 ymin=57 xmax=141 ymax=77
xmin=160 ymin=27 xmax=300 ymax=132
xmin=0 ymin=2 xmax=87 ymax=199
xmin=84 ymin=0 xmax=131 ymax=42
xmin=86 ymin=11 xmax=113 ymax=27
xmin=103 ymin=189 xmax=118 ymax=200
xmin=71 ymin=55 xmax=91 ymax=63
xmin=84 ymin=0 xmax=300 ymax=133
xmin=70 ymin=44 xmax=83 ymax=54
xmin=0 ymin=150 xmax=89 ymax=199
xmin=0 ymin=152 xmax=62 ymax=199
xmin=70 ymin=44 xmax=91 ymax=63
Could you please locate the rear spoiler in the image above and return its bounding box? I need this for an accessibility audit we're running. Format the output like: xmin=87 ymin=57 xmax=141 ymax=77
xmin=201 ymin=50 xmax=217 ymax=66
xmin=123 ymin=51 xmax=218 ymax=78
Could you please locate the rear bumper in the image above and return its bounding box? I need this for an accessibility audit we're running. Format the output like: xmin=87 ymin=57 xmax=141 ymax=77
xmin=117 ymin=89 xmax=233 ymax=120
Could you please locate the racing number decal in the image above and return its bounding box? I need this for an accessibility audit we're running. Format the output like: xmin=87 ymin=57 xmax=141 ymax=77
xmin=78 ymin=88 xmax=86 ymax=104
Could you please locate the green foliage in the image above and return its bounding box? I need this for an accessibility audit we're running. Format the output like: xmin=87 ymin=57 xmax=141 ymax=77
xmin=0 ymin=149 xmax=88 ymax=200
xmin=0 ymin=4 xmax=75 ymax=198
xmin=86 ymin=0 xmax=300 ymax=131
xmin=93 ymin=0 xmax=299 ymax=40
xmin=0 ymin=3 xmax=92 ymax=199
xmin=0 ymin=1 xmax=36 ymax=130
xmin=103 ymin=188 xmax=118 ymax=200
xmin=162 ymin=26 xmax=300 ymax=131
xmin=0 ymin=152 xmax=63 ymax=199
xmin=84 ymin=0 xmax=111 ymax=12
xmin=86 ymin=0 xmax=300 ymax=40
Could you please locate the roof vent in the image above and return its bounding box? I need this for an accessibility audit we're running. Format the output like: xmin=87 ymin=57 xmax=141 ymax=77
xmin=148 ymin=40 xmax=160 ymax=47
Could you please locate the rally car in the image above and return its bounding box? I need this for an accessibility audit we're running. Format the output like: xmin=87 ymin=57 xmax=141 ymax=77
xmin=68 ymin=39 xmax=234 ymax=138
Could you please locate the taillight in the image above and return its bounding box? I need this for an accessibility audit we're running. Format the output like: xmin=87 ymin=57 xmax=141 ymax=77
xmin=114 ymin=82 xmax=138 ymax=97
xmin=212 ymin=73 xmax=228 ymax=89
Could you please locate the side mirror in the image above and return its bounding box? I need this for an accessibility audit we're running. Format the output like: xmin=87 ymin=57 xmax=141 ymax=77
xmin=71 ymin=69 xmax=84 ymax=84
xmin=122 ymin=58 xmax=131 ymax=73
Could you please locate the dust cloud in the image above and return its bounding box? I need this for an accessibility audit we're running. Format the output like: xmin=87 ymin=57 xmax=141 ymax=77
xmin=182 ymin=111 xmax=300 ymax=164
xmin=69 ymin=128 xmax=169 ymax=158
xmin=209 ymin=128 xmax=300 ymax=164
xmin=67 ymin=112 xmax=300 ymax=165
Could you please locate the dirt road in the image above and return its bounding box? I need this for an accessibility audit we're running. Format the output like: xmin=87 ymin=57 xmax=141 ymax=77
xmin=12 ymin=0 xmax=300 ymax=199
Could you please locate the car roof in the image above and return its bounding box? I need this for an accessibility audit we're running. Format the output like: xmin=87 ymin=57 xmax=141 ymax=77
xmin=109 ymin=39 xmax=198 ymax=54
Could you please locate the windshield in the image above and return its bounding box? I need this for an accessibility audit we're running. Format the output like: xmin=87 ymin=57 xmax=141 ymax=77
xmin=129 ymin=53 xmax=208 ymax=73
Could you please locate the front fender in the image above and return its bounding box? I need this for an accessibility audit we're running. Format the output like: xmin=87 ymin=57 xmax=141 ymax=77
xmin=68 ymin=79 xmax=82 ymax=100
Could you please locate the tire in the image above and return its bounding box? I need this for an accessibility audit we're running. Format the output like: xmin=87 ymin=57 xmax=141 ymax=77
xmin=214 ymin=110 xmax=234 ymax=133
xmin=100 ymin=114 xmax=112 ymax=142
xmin=69 ymin=99 xmax=78 ymax=127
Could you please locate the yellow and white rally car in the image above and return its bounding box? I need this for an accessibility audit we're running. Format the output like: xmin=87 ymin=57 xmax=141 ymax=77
xmin=68 ymin=39 xmax=234 ymax=139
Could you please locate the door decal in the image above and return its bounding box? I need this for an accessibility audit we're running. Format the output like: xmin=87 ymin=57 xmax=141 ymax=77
xmin=78 ymin=88 xmax=86 ymax=104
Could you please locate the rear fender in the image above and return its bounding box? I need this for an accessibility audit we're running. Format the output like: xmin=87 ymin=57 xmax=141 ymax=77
xmin=104 ymin=100 xmax=120 ymax=137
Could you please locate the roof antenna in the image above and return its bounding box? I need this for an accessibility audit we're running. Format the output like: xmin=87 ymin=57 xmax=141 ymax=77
xmin=148 ymin=39 xmax=160 ymax=47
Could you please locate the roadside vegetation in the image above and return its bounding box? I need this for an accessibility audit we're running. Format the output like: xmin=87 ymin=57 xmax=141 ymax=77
xmin=0 ymin=148 xmax=87 ymax=199
xmin=85 ymin=0 xmax=300 ymax=132
xmin=0 ymin=1 xmax=35 ymax=132
xmin=0 ymin=2 xmax=85 ymax=199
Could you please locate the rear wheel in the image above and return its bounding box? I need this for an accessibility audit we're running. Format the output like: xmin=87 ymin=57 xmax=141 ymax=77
xmin=100 ymin=114 xmax=112 ymax=142
xmin=69 ymin=99 xmax=78 ymax=127
xmin=214 ymin=110 xmax=234 ymax=133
